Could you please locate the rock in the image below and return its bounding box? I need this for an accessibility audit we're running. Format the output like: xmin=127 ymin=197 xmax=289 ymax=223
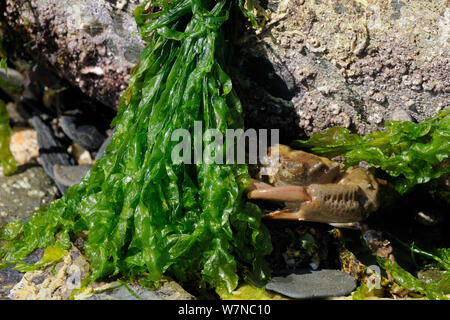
xmin=0 ymin=68 xmax=25 ymax=98
xmin=53 ymin=164 xmax=92 ymax=188
xmin=70 ymin=143 xmax=94 ymax=165
xmin=266 ymin=269 xmax=357 ymax=299
xmin=60 ymin=111 xmax=106 ymax=151
xmin=8 ymin=246 xmax=194 ymax=300
xmin=31 ymin=115 xmax=74 ymax=194
xmin=86 ymin=280 xmax=194 ymax=300
xmin=236 ymin=0 xmax=450 ymax=138
xmin=0 ymin=165 xmax=59 ymax=227
xmin=4 ymin=0 xmax=145 ymax=108
xmin=6 ymin=102 xmax=29 ymax=126
xmin=390 ymin=108 xmax=413 ymax=122
xmin=0 ymin=250 xmax=43 ymax=300
xmin=94 ymin=128 xmax=114 ymax=161
xmin=10 ymin=127 xmax=39 ymax=165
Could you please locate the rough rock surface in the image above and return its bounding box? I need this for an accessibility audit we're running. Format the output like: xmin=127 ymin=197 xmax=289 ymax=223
xmin=3 ymin=0 xmax=449 ymax=138
xmin=8 ymin=246 xmax=194 ymax=300
xmin=237 ymin=0 xmax=449 ymax=137
xmin=3 ymin=0 xmax=145 ymax=108
xmin=0 ymin=165 xmax=59 ymax=227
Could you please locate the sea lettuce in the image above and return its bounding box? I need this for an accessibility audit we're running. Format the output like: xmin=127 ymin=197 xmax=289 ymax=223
xmin=0 ymin=98 xmax=17 ymax=175
xmin=0 ymin=0 xmax=271 ymax=296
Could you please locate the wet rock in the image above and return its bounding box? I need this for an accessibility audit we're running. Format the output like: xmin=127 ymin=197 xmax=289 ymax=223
xmin=237 ymin=0 xmax=449 ymax=137
xmin=31 ymin=115 xmax=74 ymax=194
xmin=70 ymin=143 xmax=94 ymax=165
xmin=6 ymin=102 xmax=29 ymax=126
xmin=95 ymin=129 xmax=114 ymax=161
xmin=53 ymin=164 xmax=92 ymax=188
xmin=4 ymin=0 xmax=145 ymax=108
xmin=60 ymin=111 xmax=106 ymax=151
xmin=266 ymin=269 xmax=357 ymax=299
xmin=86 ymin=280 xmax=194 ymax=300
xmin=0 ymin=250 xmax=43 ymax=300
xmin=0 ymin=68 xmax=25 ymax=98
xmin=0 ymin=165 xmax=59 ymax=227
xmin=8 ymin=246 xmax=194 ymax=300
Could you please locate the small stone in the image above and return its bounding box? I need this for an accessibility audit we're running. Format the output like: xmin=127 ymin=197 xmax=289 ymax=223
xmin=266 ymin=269 xmax=357 ymax=299
xmin=31 ymin=115 xmax=73 ymax=194
xmin=368 ymin=113 xmax=383 ymax=124
xmin=390 ymin=108 xmax=413 ymax=122
xmin=10 ymin=128 xmax=40 ymax=165
xmin=53 ymin=164 xmax=92 ymax=188
xmin=95 ymin=129 xmax=114 ymax=161
xmin=60 ymin=111 xmax=106 ymax=151
xmin=71 ymin=143 xmax=94 ymax=165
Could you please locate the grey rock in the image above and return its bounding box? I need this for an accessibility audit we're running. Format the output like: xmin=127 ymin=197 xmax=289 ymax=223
xmin=31 ymin=115 xmax=74 ymax=194
xmin=390 ymin=108 xmax=413 ymax=122
xmin=60 ymin=112 xmax=106 ymax=151
xmin=4 ymin=0 xmax=145 ymax=108
xmin=266 ymin=269 xmax=357 ymax=299
xmin=87 ymin=280 xmax=195 ymax=300
xmin=95 ymin=128 xmax=114 ymax=161
xmin=237 ymin=0 xmax=449 ymax=137
xmin=53 ymin=164 xmax=92 ymax=187
xmin=0 ymin=165 xmax=59 ymax=227
xmin=0 ymin=68 xmax=25 ymax=98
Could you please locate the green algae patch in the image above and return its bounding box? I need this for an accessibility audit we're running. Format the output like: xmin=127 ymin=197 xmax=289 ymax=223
xmin=0 ymin=99 xmax=17 ymax=175
xmin=0 ymin=0 xmax=272 ymax=296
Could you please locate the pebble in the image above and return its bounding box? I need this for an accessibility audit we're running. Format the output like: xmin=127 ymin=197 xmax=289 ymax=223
xmin=60 ymin=111 xmax=106 ymax=151
xmin=71 ymin=143 xmax=94 ymax=165
xmin=10 ymin=128 xmax=39 ymax=165
xmin=31 ymin=115 xmax=74 ymax=194
xmin=53 ymin=164 xmax=92 ymax=188
xmin=390 ymin=107 xmax=413 ymax=122
xmin=266 ymin=269 xmax=357 ymax=299
xmin=95 ymin=128 xmax=114 ymax=161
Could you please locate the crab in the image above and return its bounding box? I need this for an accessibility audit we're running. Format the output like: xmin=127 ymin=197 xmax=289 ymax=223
xmin=247 ymin=144 xmax=381 ymax=224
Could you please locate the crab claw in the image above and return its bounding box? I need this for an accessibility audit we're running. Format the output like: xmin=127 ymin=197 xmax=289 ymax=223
xmin=248 ymin=185 xmax=312 ymax=202
xmin=263 ymin=209 xmax=304 ymax=220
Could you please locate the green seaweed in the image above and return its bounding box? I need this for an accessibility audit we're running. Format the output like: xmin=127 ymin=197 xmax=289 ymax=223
xmin=377 ymin=257 xmax=448 ymax=300
xmin=0 ymin=99 xmax=17 ymax=175
xmin=0 ymin=34 xmax=17 ymax=176
xmin=294 ymin=109 xmax=450 ymax=195
xmin=0 ymin=0 xmax=271 ymax=296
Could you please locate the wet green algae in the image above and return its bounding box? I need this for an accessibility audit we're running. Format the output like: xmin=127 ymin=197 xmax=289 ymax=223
xmin=0 ymin=0 xmax=272 ymax=296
